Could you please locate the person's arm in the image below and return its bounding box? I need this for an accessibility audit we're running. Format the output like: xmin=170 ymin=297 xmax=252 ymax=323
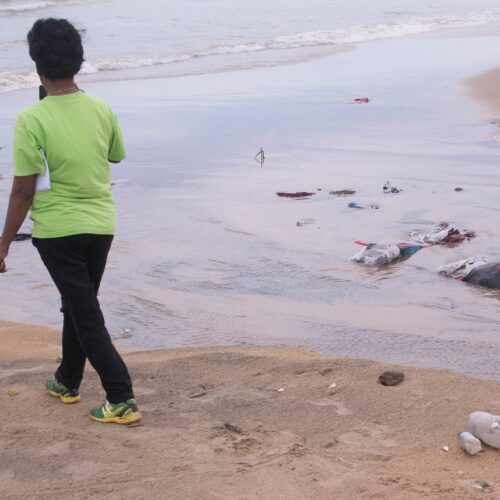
xmin=0 ymin=175 xmax=37 ymax=273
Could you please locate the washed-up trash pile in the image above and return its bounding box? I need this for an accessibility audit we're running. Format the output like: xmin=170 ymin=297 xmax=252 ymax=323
xmin=464 ymin=261 xmax=500 ymax=290
xmin=437 ymin=257 xmax=488 ymax=279
xmin=410 ymin=222 xmax=476 ymax=245
xmin=458 ymin=411 xmax=500 ymax=455
xmin=351 ymin=241 xmax=428 ymax=267
xmin=438 ymin=258 xmax=500 ymax=290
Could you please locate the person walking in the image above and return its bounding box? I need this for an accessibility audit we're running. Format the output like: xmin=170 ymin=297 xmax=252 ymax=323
xmin=0 ymin=18 xmax=141 ymax=425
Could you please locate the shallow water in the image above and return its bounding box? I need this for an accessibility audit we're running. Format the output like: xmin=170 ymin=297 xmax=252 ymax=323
xmin=1 ymin=27 xmax=500 ymax=378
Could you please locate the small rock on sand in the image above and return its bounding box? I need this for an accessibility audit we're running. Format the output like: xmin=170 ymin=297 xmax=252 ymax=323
xmin=378 ymin=371 xmax=405 ymax=386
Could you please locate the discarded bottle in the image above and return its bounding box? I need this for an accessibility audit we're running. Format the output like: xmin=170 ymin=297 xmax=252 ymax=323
xmin=457 ymin=431 xmax=482 ymax=455
xmin=468 ymin=411 xmax=500 ymax=449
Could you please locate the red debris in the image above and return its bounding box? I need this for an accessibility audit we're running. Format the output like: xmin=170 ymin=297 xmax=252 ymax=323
xmin=276 ymin=192 xmax=316 ymax=199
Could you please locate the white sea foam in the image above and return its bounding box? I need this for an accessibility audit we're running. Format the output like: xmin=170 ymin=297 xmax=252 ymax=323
xmin=1 ymin=12 xmax=499 ymax=93
xmin=0 ymin=1 xmax=58 ymax=12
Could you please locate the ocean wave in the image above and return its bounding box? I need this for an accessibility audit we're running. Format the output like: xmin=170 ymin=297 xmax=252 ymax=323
xmin=0 ymin=1 xmax=58 ymax=12
xmin=1 ymin=12 xmax=499 ymax=93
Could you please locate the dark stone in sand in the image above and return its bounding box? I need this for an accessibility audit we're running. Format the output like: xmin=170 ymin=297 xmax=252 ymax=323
xmin=378 ymin=371 xmax=405 ymax=386
xmin=276 ymin=191 xmax=316 ymax=199
xmin=454 ymin=187 xmax=464 ymax=192
xmin=320 ymin=368 xmax=334 ymax=376
xmin=329 ymin=189 xmax=356 ymax=196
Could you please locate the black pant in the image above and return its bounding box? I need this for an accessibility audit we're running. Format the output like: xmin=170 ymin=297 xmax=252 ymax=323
xmin=33 ymin=234 xmax=134 ymax=404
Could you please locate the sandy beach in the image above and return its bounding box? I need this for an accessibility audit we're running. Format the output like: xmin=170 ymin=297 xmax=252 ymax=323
xmin=2 ymin=320 xmax=500 ymax=499
xmin=2 ymin=3 xmax=500 ymax=499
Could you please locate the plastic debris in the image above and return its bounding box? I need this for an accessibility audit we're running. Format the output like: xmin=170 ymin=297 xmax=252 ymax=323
xmin=441 ymin=445 xmax=449 ymax=453
xmin=296 ymin=218 xmax=315 ymax=227
xmin=383 ymin=181 xmax=402 ymax=194
xmin=276 ymin=191 xmax=315 ymax=199
xmin=455 ymin=187 xmax=464 ymax=192
xmin=328 ymin=383 xmax=337 ymax=390
xmin=278 ymin=388 xmax=285 ymax=392
xmin=474 ymin=481 xmax=494 ymax=493
xmin=464 ymin=262 xmax=500 ymax=290
xmin=348 ymin=202 xmax=379 ymax=210
xmin=410 ymin=222 xmax=476 ymax=245
xmin=458 ymin=432 xmax=482 ymax=455
xmin=437 ymin=257 xmax=488 ymax=279
xmin=469 ymin=412 xmax=500 ymax=449
xmin=353 ymin=97 xmax=370 ymax=104
xmin=352 ymin=241 xmax=427 ymax=267
xmin=330 ymin=189 xmax=356 ymax=196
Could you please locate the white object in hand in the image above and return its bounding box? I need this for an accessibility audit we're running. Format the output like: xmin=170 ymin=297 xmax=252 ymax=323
xmin=468 ymin=411 xmax=500 ymax=449
xmin=35 ymin=148 xmax=51 ymax=192
xmin=457 ymin=432 xmax=482 ymax=455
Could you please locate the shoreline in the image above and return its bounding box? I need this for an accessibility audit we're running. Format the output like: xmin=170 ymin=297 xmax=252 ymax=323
xmin=2 ymin=320 xmax=500 ymax=499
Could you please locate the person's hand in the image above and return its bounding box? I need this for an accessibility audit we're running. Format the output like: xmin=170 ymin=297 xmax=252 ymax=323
xmin=0 ymin=246 xmax=8 ymax=273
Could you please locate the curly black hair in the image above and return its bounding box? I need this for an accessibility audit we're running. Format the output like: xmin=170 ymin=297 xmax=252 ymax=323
xmin=27 ymin=18 xmax=84 ymax=80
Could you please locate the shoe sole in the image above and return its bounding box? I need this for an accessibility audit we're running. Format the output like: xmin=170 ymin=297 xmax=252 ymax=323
xmin=90 ymin=413 xmax=142 ymax=425
xmin=47 ymin=389 xmax=81 ymax=404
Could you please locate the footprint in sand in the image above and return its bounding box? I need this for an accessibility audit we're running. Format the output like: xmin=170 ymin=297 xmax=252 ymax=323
xmin=307 ymin=398 xmax=352 ymax=416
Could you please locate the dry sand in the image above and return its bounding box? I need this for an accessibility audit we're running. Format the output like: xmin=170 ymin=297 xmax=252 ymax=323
xmin=2 ymin=321 xmax=500 ymax=499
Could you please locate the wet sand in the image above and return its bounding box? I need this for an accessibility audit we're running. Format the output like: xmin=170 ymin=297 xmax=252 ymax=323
xmin=1 ymin=33 xmax=500 ymax=379
xmin=466 ymin=67 xmax=500 ymax=116
xmin=2 ymin=320 xmax=500 ymax=499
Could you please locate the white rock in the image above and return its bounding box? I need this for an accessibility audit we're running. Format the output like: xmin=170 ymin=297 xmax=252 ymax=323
xmin=328 ymin=383 xmax=337 ymax=389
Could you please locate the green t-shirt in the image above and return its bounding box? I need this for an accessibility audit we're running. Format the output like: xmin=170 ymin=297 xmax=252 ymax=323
xmin=13 ymin=91 xmax=126 ymax=238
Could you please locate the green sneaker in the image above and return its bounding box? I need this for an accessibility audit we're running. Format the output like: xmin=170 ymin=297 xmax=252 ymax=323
xmin=46 ymin=378 xmax=81 ymax=404
xmin=90 ymin=399 xmax=142 ymax=425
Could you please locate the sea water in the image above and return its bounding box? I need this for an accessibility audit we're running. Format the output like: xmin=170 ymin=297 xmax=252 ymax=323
xmin=1 ymin=0 xmax=500 ymax=92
